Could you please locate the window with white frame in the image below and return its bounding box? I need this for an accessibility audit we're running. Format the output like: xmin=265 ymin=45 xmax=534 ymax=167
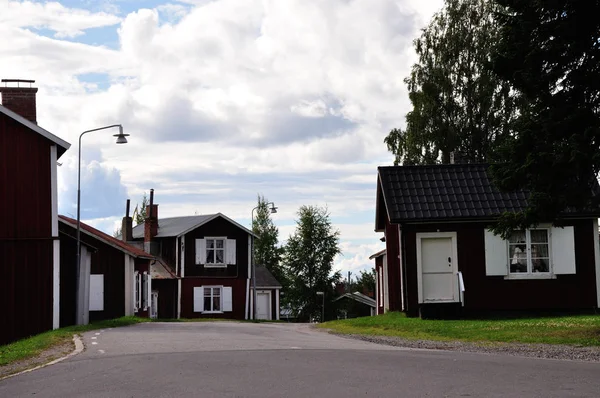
xmin=508 ymin=229 xmax=550 ymax=274
xmin=206 ymin=238 xmax=225 ymax=265
xmin=134 ymin=271 xmax=141 ymax=312
xmin=204 ymin=286 xmax=222 ymax=312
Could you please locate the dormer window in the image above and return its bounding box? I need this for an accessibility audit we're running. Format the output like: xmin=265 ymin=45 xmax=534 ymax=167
xmin=195 ymin=237 xmax=236 ymax=268
xmin=206 ymin=238 xmax=225 ymax=265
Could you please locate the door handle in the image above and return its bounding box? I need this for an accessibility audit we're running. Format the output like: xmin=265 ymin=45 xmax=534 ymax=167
xmin=448 ymin=257 xmax=452 ymax=266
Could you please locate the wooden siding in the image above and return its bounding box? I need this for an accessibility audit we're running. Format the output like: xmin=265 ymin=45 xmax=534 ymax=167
xmin=0 ymin=240 xmax=53 ymax=345
xmin=181 ymin=278 xmax=247 ymax=319
xmin=183 ymin=217 xmax=250 ymax=279
xmin=398 ymin=219 xmax=598 ymax=316
xmin=159 ymin=237 xmax=177 ymax=273
xmin=384 ymin=218 xmax=402 ymax=312
xmin=0 ymin=112 xmax=55 ymax=345
xmin=152 ymin=279 xmax=177 ymax=319
xmin=59 ymin=233 xmax=77 ymax=327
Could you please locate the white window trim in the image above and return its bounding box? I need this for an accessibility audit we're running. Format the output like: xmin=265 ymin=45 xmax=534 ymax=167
xmin=204 ymin=237 xmax=228 ymax=268
xmin=201 ymin=285 xmax=224 ymax=313
xmin=505 ymin=226 xmax=554 ymax=280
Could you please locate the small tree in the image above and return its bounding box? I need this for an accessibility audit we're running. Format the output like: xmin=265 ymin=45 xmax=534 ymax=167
xmin=353 ymin=268 xmax=376 ymax=298
xmin=282 ymin=205 xmax=342 ymax=322
xmin=252 ymin=194 xmax=286 ymax=289
xmin=132 ymin=192 xmax=148 ymax=226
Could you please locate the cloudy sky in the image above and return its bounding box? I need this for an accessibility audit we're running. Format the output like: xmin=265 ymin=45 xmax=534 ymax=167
xmin=1 ymin=0 xmax=442 ymax=278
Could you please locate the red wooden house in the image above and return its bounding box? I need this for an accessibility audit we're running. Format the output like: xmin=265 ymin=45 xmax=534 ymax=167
xmin=127 ymin=190 xmax=281 ymax=320
xmin=375 ymin=164 xmax=600 ymax=317
xmin=0 ymin=80 xmax=70 ymax=345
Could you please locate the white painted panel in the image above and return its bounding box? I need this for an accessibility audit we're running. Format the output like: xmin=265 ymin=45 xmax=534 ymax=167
xmin=89 ymin=275 xmax=104 ymax=311
xmin=552 ymin=226 xmax=576 ymax=275
xmin=195 ymin=239 xmax=206 ymax=265
xmin=53 ymin=239 xmax=60 ymax=329
xmin=422 ymin=238 xmax=453 ymax=273
xmin=133 ymin=271 xmax=139 ymax=312
xmin=485 ymin=229 xmax=509 ymax=276
xmin=193 ymin=287 xmax=203 ymax=312
xmin=593 ymin=219 xmax=600 ymax=307
xmin=226 ymin=239 xmax=236 ymax=264
xmin=422 ymin=273 xmax=455 ymax=301
xmin=223 ymin=287 xmax=233 ymax=312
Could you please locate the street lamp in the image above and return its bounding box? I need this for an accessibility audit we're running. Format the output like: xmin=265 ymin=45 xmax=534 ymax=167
xmin=75 ymin=124 xmax=129 ymax=324
xmin=251 ymin=201 xmax=277 ymax=320
xmin=316 ymin=291 xmax=325 ymax=323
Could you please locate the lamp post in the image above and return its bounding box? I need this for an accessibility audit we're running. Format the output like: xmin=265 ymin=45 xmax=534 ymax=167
xmin=251 ymin=201 xmax=277 ymax=320
xmin=316 ymin=291 xmax=324 ymax=323
xmin=75 ymin=124 xmax=129 ymax=325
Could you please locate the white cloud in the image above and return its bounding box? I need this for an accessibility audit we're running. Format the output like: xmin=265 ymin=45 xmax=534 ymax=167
xmin=1 ymin=1 xmax=122 ymax=38
xmin=0 ymin=0 xmax=442 ymax=274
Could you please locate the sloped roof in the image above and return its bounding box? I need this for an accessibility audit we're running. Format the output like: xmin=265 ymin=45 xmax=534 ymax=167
xmin=369 ymin=249 xmax=386 ymax=260
xmin=0 ymin=104 xmax=70 ymax=157
xmin=333 ymin=292 xmax=376 ymax=308
xmin=59 ymin=215 xmax=153 ymax=259
xmin=378 ymin=164 xmax=536 ymax=223
xmin=131 ymin=213 xmax=257 ymax=238
xmin=151 ymin=258 xmax=177 ymax=280
xmin=252 ymin=266 xmax=282 ymax=288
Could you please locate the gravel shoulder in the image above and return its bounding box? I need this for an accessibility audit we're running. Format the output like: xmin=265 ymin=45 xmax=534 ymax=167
xmin=319 ymin=328 xmax=600 ymax=362
xmin=0 ymin=339 xmax=74 ymax=380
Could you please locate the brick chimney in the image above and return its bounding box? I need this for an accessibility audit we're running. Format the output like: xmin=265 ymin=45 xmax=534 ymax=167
xmin=122 ymin=199 xmax=133 ymax=242
xmin=144 ymin=189 xmax=159 ymax=254
xmin=0 ymin=79 xmax=38 ymax=123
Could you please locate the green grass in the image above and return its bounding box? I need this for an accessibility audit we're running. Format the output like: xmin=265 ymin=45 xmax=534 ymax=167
xmin=0 ymin=316 xmax=150 ymax=367
xmin=318 ymin=312 xmax=600 ymax=346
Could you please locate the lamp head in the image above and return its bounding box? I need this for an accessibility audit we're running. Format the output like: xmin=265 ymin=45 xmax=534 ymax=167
xmin=269 ymin=203 xmax=278 ymax=214
xmin=114 ymin=125 xmax=129 ymax=144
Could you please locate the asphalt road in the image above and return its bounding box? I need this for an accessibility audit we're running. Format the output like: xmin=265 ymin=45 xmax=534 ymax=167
xmin=1 ymin=322 xmax=600 ymax=397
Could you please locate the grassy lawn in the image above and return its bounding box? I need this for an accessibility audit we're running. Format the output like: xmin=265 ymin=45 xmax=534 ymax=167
xmin=0 ymin=316 xmax=150 ymax=367
xmin=318 ymin=312 xmax=600 ymax=347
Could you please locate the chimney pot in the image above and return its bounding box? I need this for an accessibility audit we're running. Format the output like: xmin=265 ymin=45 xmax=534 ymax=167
xmin=144 ymin=189 xmax=159 ymax=254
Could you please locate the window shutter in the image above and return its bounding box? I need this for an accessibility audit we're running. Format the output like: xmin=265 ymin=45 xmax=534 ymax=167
xmin=142 ymin=272 xmax=148 ymax=310
xmin=196 ymin=239 xmax=206 ymax=265
xmin=89 ymin=274 xmax=104 ymax=311
xmin=226 ymin=239 xmax=236 ymax=265
xmin=551 ymin=226 xmax=576 ymax=274
xmin=147 ymin=274 xmax=152 ymax=310
xmin=223 ymin=287 xmax=233 ymax=312
xmin=193 ymin=287 xmax=203 ymax=312
xmin=484 ymin=229 xmax=508 ymax=276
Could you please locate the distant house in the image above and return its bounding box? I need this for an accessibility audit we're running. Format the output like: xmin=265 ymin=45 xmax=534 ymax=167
xmin=375 ymin=164 xmax=600 ymax=317
xmin=333 ymin=292 xmax=376 ymax=318
xmin=0 ymin=79 xmax=70 ymax=345
xmin=58 ymin=215 xmax=157 ymax=326
xmin=128 ymin=190 xmax=281 ymax=320
xmin=252 ymin=266 xmax=282 ymax=320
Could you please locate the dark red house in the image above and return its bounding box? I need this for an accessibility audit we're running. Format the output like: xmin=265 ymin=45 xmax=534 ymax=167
xmin=58 ymin=215 xmax=157 ymax=326
xmin=369 ymin=249 xmax=388 ymax=315
xmin=128 ymin=191 xmax=280 ymax=320
xmin=0 ymin=80 xmax=70 ymax=345
xmin=375 ymin=164 xmax=600 ymax=317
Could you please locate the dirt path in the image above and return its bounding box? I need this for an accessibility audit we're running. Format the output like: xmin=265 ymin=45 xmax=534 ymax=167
xmin=0 ymin=339 xmax=74 ymax=380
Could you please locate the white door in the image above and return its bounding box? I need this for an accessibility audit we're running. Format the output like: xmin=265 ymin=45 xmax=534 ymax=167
xmin=256 ymin=292 xmax=271 ymax=320
xmin=150 ymin=291 xmax=158 ymax=319
xmin=417 ymin=233 xmax=458 ymax=303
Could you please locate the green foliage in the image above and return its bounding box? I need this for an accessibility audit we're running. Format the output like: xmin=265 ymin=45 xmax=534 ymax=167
xmin=487 ymin=0 xmax=600 ymax=236
xmin=282 ymin=205 xmax=342 ymax=322
xmin=252 ymin=194 xmax=287 ymax=289
xmin=353 ymin=268 xmax=376 ymax=297
xmin=319 ymin=312 xmax=600 ymax=346
xmin=132 ymin=192 xmax=148 ymax=226
xmin=385 ymin=0 xmax=518 ymax=165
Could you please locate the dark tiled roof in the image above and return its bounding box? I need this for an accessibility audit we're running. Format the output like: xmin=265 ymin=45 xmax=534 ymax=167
xmin=252 ymin=266 xmax=282 ymax=288
xmin=59 ymin=215 xmax=153 ymax=259
xmin=378 ymin=164 xmax=531 ymax=222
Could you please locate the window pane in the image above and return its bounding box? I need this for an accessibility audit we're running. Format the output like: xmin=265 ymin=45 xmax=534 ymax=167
xmin=532 ymin=258 xmax=549 ymax=273
xmin=216 ymin=249 xmax=224 ymax=263
xmin=207 ymin=239 xmax=215 ymax=249
xmin=206 ymin=250 xmax=214 ymax=263
xmin=509 ymin=244 xmax=527 ymax=273
xmin=530 ymin=230 xmax=549 ymax=243
xmin=204 ymin=297 xmax=211 ymax=311
xmin=216 ymin=240 xmax=224 ymax=248
xmin=508 ymin=230 xmax=526 ymax=244
xmin=531 ymin=244 xmax=549 ymax=258
xmin=213 ymin=287 xmax=221 ymax=297
xmin=204 ymin=287 xmax=211 ymax=296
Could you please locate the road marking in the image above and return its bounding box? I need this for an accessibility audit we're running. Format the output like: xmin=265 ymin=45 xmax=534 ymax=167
xmin=98 ymin=349 xmax=105 ymax=354
xmin=290 ymin=346 xmax=301 ymax=349
xmin=95 ymin=333 xmax=100 ymax=336
xmin=91 ymin=337 xmax=97 ymax=340
xmin=92 ymin=342 xmax=98 ymax=345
